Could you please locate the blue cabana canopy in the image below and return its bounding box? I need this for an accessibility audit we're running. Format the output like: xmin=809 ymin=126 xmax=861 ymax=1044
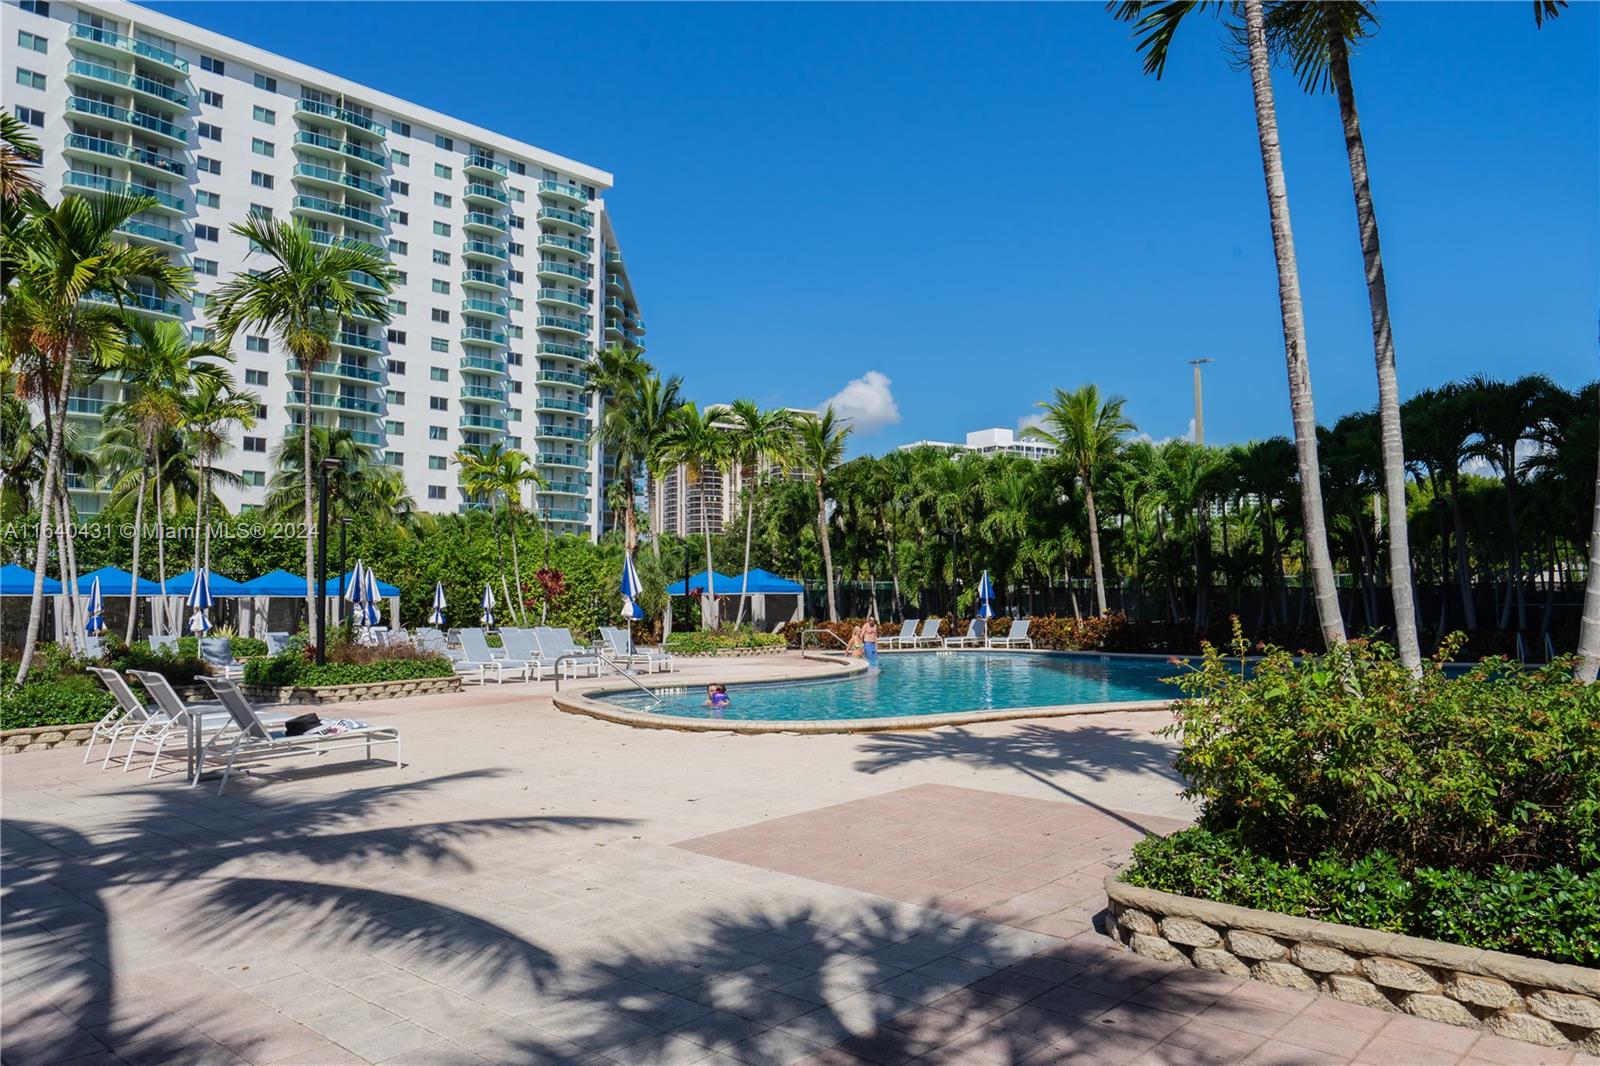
xmin=165 ymin=570 xmax=251 ymax=597
xmin=239 ymin=569 xmax=313 ymax=597
xmin=0 ymin=564 xmax=61 ymax=596
xmin=734 ymin=568 xmax=804 ymax=595
xmin=323 ymin=570 xmax=398 ymax=597
xmin=75 ymin=566 xmax=162 ymax=596
xmin=666 ymin=569 xmax=740 ymax=596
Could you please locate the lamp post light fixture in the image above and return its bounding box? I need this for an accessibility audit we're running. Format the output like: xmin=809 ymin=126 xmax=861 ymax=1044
xmin=314 ymin=457 xmax=341 ymax=665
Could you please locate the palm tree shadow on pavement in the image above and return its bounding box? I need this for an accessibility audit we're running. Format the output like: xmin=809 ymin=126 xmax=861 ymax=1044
xmin=852 ymin=723 xmax=1185 ymax=836
xmin=0 ymin=769 xmax=635 ymax=1064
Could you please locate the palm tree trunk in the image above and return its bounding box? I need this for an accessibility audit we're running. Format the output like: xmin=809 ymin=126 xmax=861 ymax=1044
xmin=1327 ymin=27 xmax=1421 ymax=672
xmin=1084 ymin=482 xmax=1108 ymax=615
xmin=815 ymin=476 xmax=838 ymax=622
xmin=124 ymin=458 xmax=149 ymax=643
xmin=495 ymin=501 xmax=515 ymax=629
xmin=14 ymin=347 xmax=71 ymax=684
xmin=702 ymin=528 xmax=717 ymax=629
xmin=1575 ymin=418 xmax=1600 ymax=680
xmin=1243 ymin=0 xmax=1346 ymax=652
xmin=155 ymin=456 xmax=169 ymax=634
xmin=1446 ymin=473 xmax=1477 ymax=629
xmin=301 ymin=371 xmax=317 ymax=632
xmin=58 ymin=483 xmax=83 ymax=651
xmin=649 ymin=505 xmax=672 ymax=639
xmin=508 ymin=508 xmax=527 ymax=628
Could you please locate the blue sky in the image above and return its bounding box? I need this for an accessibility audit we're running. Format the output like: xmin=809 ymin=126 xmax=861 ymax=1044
xmin=153 ymin=1 xmax=1598 ymax=455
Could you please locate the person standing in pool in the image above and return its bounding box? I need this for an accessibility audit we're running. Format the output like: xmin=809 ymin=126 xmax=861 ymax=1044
xmin=862 ymin=617 xmax=879 ymax=668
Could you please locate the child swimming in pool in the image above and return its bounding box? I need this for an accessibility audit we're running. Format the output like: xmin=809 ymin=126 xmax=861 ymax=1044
xmin=704 ymin=684 xmax=731 ymax=715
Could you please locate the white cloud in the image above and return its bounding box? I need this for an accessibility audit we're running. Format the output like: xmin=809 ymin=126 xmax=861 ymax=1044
xmin=1017 ymin=412 xmax=1047 ymax=434
xmin=822 ymin=370 xmax=901 ymax=436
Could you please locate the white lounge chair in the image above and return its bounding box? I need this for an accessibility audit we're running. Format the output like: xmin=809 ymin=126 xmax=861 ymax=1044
xmin=85 ymin=667 xmax=158 ymax=770
xmin=600 ymin=627 xmax=674 ymax=673
xmin=198 ymin=637 xmax=245 ymax=680
xmin=988 ymin=618 xmax=1033 ymax=649
xmin=878 ymin=619 xmax=918 ymax=650
xmin=912 ymin=618 xmax=944 ymax=647
xmin=123 ymin=669 xmax=290 ymax=780
xmin=195 ymin=677 xmax=401 ymax=795
xmin=944 ymin=619 xmax=983 ymax=648
xmin=264 ymin=631 xmax=293 ymax=656
xmin=534 ymin=627 xmax=603 ymax=679
xmin=457 ymin=628 xmax=531 ymax=683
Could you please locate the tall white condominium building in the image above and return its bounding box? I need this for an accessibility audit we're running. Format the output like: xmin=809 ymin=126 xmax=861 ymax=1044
xmin=649 ymin=406 xmax=816 ymax=537
xmin=6 ymin=0 xmax=645 ymax=541
xmin=896 ymin=428 xmax=1054 ymax=462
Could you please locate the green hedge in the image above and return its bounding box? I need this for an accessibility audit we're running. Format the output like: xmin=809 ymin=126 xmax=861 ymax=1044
xmin=664 ymin=629 xmax=786 ymax=654
xmin=1 ymin=676 xmax=117 ymax=730
xmin=1123 ymin=828 xmax=1600 ymax=966
xmin=243 ymin=655 xmax=455 ymax=688
xmin=177 ymin=635 xmax=269 ymax=659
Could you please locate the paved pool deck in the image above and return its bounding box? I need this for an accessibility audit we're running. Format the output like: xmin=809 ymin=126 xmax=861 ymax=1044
xmin=2 ymin=653 xmax=1589 ymax=1065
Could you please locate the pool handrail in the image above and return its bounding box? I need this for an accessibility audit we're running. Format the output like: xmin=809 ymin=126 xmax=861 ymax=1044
xmin=556 ymin=649 xmax=662 ymax=704
xmin=800 ymin=627 xmax=850 ymax=660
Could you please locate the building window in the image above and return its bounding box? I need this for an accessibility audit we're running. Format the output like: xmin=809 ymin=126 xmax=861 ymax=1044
xmin=388 ymin=391 xmax=405 ymax=405
xmin=196 ymin=190 xmax=220 ymax=208
xmin=428 ymin=427 xmax=447 ymax=441
xmin=430 ymin=340 xmax=448 ymax=354
xmin=386 ymin=329 xmax=406 ymax=345
xmin=200 ymin=55 xmax=225 ymax=74
xmin=250 ymin=171 xmax=274 ymax=189
xmin=192 ymin=326 xmax=216 ymax=343
xmin=200 ymin=88 xmax=222 ymax=106
xmin=434 ymin=134 xmax=453 ymax=151
xmin=251 ymin=138 xmax=274 ymax=157
xmin=507 ymin=408 xmax=522 ymax=422
xmin=252 ymin=105 xmax=275 ymax=124
xmin=510 ymin=160 xmax=526 ymax=176
xmin=510 ymin=187 xmax=525 ymax=203
xmin=433 ymin=192 xmax=451 ymax=208
xmin=391 ymin=119 xmax=411 ymax=137
xmin=506 ymin=352 xmax=523 ymax=366
xmin=15 ymin=69 xmax=45 ymax=91
xmin=430 ymin=280 xmax=449 ymax=295
xmin=253 ymin=73 xmax=276 ymax=92
xmin=195 ymin=224 xmax=219 ymax=242
xmin=507 ymin=242 xmax=523 ymax=256
xmin=427 ymin=485 xmax=446 ymax=500
xmin=197 ymin=121 xmax=222 ymax=141
xmin=430 ymin=397 xmax=448 ymax=411
xmin=392 ymin=210 xmax=408 ymax=226
xmin=197 ymin=156 xmax=222 ymax=174
xmin=195 ymin=258 xmax=219 ymax=276
xmin=392 ymin=150 xmax=409 ymax=167
xmin=193 ymin=292 xmax=209 ymax=309
xmin=17 ymin=30 xmax=47 ymax=53
xmin=389 ymin=299 xmax=406 ymax=314
xmin=245 ymin=339 xmax=269 ymax=356
xmin=250 ymin=203 xmax=272 ymax=219
xmin=508 ymin=269 xmax=524 ymax=284
xmin=385 ymin=451 xmax=403 ymax=466
xmin=434 ymin=163 xmax=452 ymax=180
xmin=255 ymin=404 xmax=267 ymax=420
xmin=391 ymin=179 xmax=409 ymax=196
xmin=428 ymin=456 xmax=446 ymax=471
xmin=242 ymin=470 xmax=265 ymax=487
xmin=430 ymin=309 xmax=449 ymax=323
xmin=431 ymin=250 xmax=450 ymax=265
xmin=19 ymin=1 xmax=49 ymax=14
xmin=388 ymin=239 xmax=408 ymax=255
xmin=395 ymin=271 xmax=407 ymax=285
xmin=430 ymin=366 xmax=448 ymax=381
xmin=508 ymin=297 xmax=524 ymax=312
xmin=242 ymin=436 xmax=266 ymax=453
xmin=386 ymin=420 xmax=404 ymax=435
xmin=13 ymin=106 xmax=42 ymax=127
xmin=432 ymin=222 xmax=451 ymax=237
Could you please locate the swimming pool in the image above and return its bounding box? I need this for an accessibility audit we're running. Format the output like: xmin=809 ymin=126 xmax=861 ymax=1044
xmin=601 ymin=651 xmax=1188 ymax=722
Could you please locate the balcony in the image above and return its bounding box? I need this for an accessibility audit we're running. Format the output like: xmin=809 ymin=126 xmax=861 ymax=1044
xmin=541 ymin=481 xmax=589 ymax=497
xmin=292 ymin=163 xmax=386 ymax=200
xmin=535 ymin=423 xmax=587 ymax=442
xmin=64 ymin=134 xmax=186 ymax=179
xmin=67 ymin=396 xmax=110 ymax=415
xmin=460 ymin=413 xmax=507 ymax=431
xmin=537 ymin=234 xmax=591 ymax=257
xmin=68 ymin=23 xmax=190 ymax=75
xmin=292 ymin=195 xmax=385 ymax=232
xmin=348 ymin=267 xmax=388 ymax=289
xmin=537 ymin=179 xmax=588 ymax=205
xmin=536 ymin=315 xmax=588 ymax=337
xmin=536 ymin=207 xmax=590 ymax=233
xmin=296 ymin=358 xmax=383 ymax=383
xmin=294 ymin=98 xmax=387 ymax=138
xmin=461 ymin=326 xmax=508 ymax=348
xmin=461 ymin=297 xmax=508 ymax=320
xmin=537 ymin=288 xmax=589 ymax=311
xmin=536 ymin=451 xmax=587 ymax=469
xmin=463 ymin=155 xmax=509 ymax=179
xmin=606 ymin=273 xmax=624 ymax=294
xmin=604 ymin=297 xmax=625 ymax=318
xmin=536 ymin=341 xmax=589 ymax=362
xmin=292 ymin=131 xmax=385 ymax=167
xmin=288 ymin=391 xmax=385 ymax=415
xmin=537 ymin=259 xmax=589 ymax=284
xmin=461 ymin=240 xmax=508 ymax=263
xmin=63 ymin=171 xmax=184 ymax=214
xmin=460 ymin=355 xmax=508 ymax=376
xmin=86 ymin=288 xmax=184 ymax=318
xmin=536 ymin=397 xmax=589 ymax=415
xmin=604 ymin=321 xmax=624 ymax=341
xmin=537 ymin=369 xmax=588 ymax=387
xmin=460 ymin=269 xmax=508 ymax=292
xmin=462 ymin=211 xmax=508 ymax=236
xmin=65 ymin=59 xmax=189 ymax=109
xmin=462 ymin=183 xmax=510 ymax=208
xmin=66 ymin=96 xmax=187 ymax=146
xmin=541 ymin=509 xmax=590 ymax=524
xmin=604 ymin=250 xmax=623 ymax=268
xmin=334 ymin=330 xmax=383 ymax=352
xmin=460 ymin=384 xmax=506 ymax=404
xmin=118 ymin=218 xmax=186 ymax=249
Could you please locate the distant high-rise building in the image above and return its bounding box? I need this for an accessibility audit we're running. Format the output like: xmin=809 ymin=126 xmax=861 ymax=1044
xmin=896 ymin=427 xmax=1054 ymax=462
xmin=649 ymin=406 xmax=816 ymax=537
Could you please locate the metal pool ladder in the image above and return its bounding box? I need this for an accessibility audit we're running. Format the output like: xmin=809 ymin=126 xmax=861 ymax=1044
xmin=553 ymin=650 xmax=662 ymax=705
xmin=799 ymin=627 xmax=850 ymax=661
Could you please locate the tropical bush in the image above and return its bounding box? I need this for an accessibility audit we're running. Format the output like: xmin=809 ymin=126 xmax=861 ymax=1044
xmin=243 ymin=652 xmax=454 ymax=688
xmin=664 ymin=628 xmax=786 ymax=655
xmin=176 ymin=635 xmax=268 ymax=660
xmin=1 ymin=674 xmax=116 ymax=730
xmin=1122 ymin=624 xmax=1600 ymax=962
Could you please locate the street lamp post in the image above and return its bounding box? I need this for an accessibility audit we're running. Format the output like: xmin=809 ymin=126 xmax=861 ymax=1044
xmin=1188 ymin=358 xmax=1215 ymax=445
xmin=314 ymin=457 xmax=340 ymax=665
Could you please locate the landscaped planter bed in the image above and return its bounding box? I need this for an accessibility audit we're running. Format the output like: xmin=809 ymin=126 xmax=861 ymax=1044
xmin=1 ymin=683 xmax=210 ymax=753
xmin=665 ymin=646 xmax=786 ymax=658
xmin=1106 ymin=875 xmax=1600 ymax=1052
xmin=242 ymin=675 xmax=461 ymax=705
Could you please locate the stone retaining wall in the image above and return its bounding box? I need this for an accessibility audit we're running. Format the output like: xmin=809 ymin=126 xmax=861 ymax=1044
xmin=3 ymin=723 xmax=97 ymax=754
xmin=1106 ymin=875 xmax=1600 ymax=1052
xmin=242 ymin=675 xmax=461 ymax=705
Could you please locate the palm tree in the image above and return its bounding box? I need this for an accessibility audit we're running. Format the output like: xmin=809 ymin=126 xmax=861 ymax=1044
xmin=0 ymin=112 xmax=41 ymax=209
xmin=453 ymin=441 xmax=523 ymax=625
xmin=586 ymin=344 xmax=651 ymax=552
xmin=208 ymin=215 xmax=397 ymax=630
xmin=795 ymin=408 xmax=851 ymax=622
xmin=1402 ymin=385 xmax=1479 ymax=632
xmin=1022 ymin=384 xmax=1134 ymax=616
xmin=1111 ymin=0 xmax=1348 ymax=652
xmin=5 ymin=193 xmax=189 ymax=683
xmin=102 ymin=319 xmax=230 ymax=639
xmin=1465 ymin=373 xmax=1556 ymax=631
xmin=1576 ymin=389 xmax=1600 ymax=682
xmin=491 ymin=446 xmax=544 ymax=623
xmin=180 ymin=376 xmax=257 ymax=574
xmin=632 ymin=372 xmax=686 ymax=633
xmin=661 ymin=403 xmax=732 ymax=628
xmin=723 ymin=401 xmax=798 ymax=627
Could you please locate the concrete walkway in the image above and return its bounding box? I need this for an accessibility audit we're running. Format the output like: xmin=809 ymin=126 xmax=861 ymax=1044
xmin=1 ymin=654 xmax=1589 ymax=1065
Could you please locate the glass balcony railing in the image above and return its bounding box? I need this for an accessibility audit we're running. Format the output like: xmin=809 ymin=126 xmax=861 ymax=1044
xmin=535 ymin=423 xmax=587 ymax=441
xmin=536 ymin=397 xmax=589 ymax=414
xmin=347 ymin=429 xmax=384 ymax=446
xmin=461 ymin=269 xmax=509 ymax=290
xmin=461 ymin=298 xmax=509 ymax=319
xmin=66 ymin=96 xmax=187 ymax=144
xmin=537 ymin=179 xmax=588 ymax=204
xmin=118 ymin=218 xmax=186 ymax=248
xmin=86 ymin=288 xmax=184 ymax=317
xmin=537 ymin=260 xmax=590 ymax=282
xmin=537 ymin=370 xmax=589 ymax=387
xmin=463 ymin=182 xmax=510 ymax=206
xmin=462 ymin=211 xmax=509 ymax=234
xmin=68 ymin=23 xmax=190 ymax=74
xmin=460 ymin=385 xmax=507 ymax=403
xmin=536 ymin=451 xmax=587 ymax=469
xmin=536 ymin=315 xmax=588 ymax=335
xmin=460 ymin=413 xmax=507 ymax=431
xmin=292 ymin=195 xmax=384 ymax=230
xmin=461 ymin=326 xmax=508 ymax=347
xmin=292 ymin=163 xmax=387 ymax=199
xmin=297 ymin=359 xmax=383 ymax=383
xmin=536 ymin=207 xmax=590 ymax=230
xmin=65 ymin=134 xmax=186 ymax=177
xmin=604 ymin=250 xmax=624 ymax=266
xmin=294 ymin=98 xmax=387 ymax=138
xmin=460 ymin=355 xmax=508 ymax=375
xmin=537 ymin=234 xmax=591 ymax=257
xmin=334 ymin=331 xmax=383 ymax=352
xmin=63 ymin=171 xmax=184 ymax=212
xmin=66 ymin=60 xmax=190 ymax=108
xmin=288 ymin=391 xmax=385 ymax=415
xmin=67 ymin=396 xmax=110 ymax=415
xmin=462 ymin=240 xmax=508 ymax=262
xmin=292 ymin=131 xmax=385 ymax=166
xmin=536 ymin=341 xmax=590 ymax=361
xmin=542 ymin=509 xmax=589 ymax=524
xmin=604 ymin=297 xmax=626 ymax=317
xmin=537 ymin=288 xmax=589 ymax=309
xmin=605 ymin=273 xmax=624 ymax=293
xmin=463 ymin=155 xmax=509 ymax=178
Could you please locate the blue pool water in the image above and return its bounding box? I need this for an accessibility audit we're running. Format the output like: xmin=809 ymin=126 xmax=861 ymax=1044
xmin=603 ymin=652 xmax=1189 ymax=722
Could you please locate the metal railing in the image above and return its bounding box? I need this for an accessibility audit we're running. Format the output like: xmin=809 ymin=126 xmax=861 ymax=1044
xmin=553 ymin=650 xmax=661 ymax=704
xmin=799 ymin=627 xmax=849 ymax=660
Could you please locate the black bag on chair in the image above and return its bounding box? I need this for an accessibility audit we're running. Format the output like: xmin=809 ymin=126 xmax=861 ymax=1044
xmin=283 ymin=712 xmax=321 ymax=737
